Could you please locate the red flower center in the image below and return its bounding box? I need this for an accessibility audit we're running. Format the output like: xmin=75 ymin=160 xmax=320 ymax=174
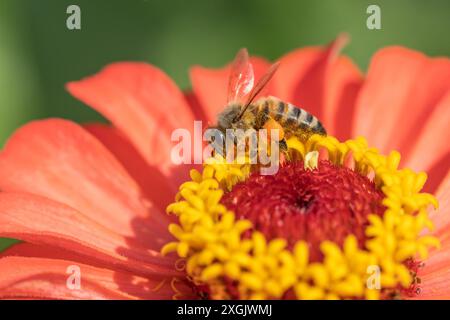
xmin=221 ymin=160 xmax=386 ymax=261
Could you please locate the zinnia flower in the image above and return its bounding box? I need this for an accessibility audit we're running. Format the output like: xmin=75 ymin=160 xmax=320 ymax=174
xmin=0 ymin=35 xmax=448 ymax=300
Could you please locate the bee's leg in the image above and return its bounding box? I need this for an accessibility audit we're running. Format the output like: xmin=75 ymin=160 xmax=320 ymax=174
xmin=210 ymin=130 xmax=226 ymax=157
xmin=279 ymin=139 xmax=288 ymax=153
xmin=278 ymin=139 xmax=291 ymax=162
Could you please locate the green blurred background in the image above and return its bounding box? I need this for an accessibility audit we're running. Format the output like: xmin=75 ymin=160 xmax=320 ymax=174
xmin=0 ymin=0 xmax=449 ymax=250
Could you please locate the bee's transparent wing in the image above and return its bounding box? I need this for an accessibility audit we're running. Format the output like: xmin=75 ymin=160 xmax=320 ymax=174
xmin=234 ymin=61 xmax=280 ymax=121
xmin=244 ymin=61 xmax=280 ymax=107
xmin=227 ymin=48 xmax=254 ymax=104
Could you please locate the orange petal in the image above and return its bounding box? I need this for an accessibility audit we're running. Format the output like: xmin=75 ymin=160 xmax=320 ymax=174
xmin=85 ymin=124 xmax=177 ymax=213
xmin=67 ymin=62 xmax=196 ymax=186
xmin=273 ymin=34 xmax=362 ymax=140
xmin=413 ymin=171 xmax=450 ymax=299
xmin=0 ymin=192 xmax=179 ymax=277
xmin=0 ymin=119 xmax=172 ymax=248
xmin=184 ymin=91 xmax=209 ymax=123
xmin=324 ymin=55 xmax=363 ymax=140
xmin=190 ymin=56 xmax=273 ymax=124
xmin=1 ymin=242 xmax=103 ymax=266
xmin=403 ymin=92 xmax=450 ymax=193
xmin=0 ymin=256 xmax=189 ymax=299
xmin=353 ymin=47 xmax=450 ymax=158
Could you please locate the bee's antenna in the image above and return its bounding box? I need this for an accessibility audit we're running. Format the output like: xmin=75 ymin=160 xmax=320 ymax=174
xmin=233 ymin=61 xmax=280 ymax=122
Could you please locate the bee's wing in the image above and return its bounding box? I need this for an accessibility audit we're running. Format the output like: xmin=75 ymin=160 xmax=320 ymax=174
xmin=244 ymin=61 xmax=280 ymax=107
xmin=227 ymin=48 xmax=255 ymax=104
xmin=234 ymin=61 xmax=280 ymax=121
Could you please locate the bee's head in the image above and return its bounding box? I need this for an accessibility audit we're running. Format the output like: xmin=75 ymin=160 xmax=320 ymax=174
xmin=217 ymin=104 xmax=242 ymax=129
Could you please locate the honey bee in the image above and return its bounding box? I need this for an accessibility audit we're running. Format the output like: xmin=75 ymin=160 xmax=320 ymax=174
xmin=211 ymin=48 xmax=326 ymax=155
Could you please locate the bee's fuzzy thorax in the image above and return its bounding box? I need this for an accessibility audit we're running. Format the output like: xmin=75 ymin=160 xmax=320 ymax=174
xmin=216 ymin=104 xmax=242 ymax=130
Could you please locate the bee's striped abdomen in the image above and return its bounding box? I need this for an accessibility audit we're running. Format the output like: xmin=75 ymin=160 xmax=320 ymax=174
xmin=274 ymin=100 xmax=287 ymax=121
xmin=256 ymin=98 xmax=326 ymax=135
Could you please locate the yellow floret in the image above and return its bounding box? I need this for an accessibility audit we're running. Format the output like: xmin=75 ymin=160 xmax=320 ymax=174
xmin=163 ymin=134 xmax=439 ymax=300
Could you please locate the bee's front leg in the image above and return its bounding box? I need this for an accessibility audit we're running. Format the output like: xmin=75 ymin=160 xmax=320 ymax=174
xmin=279 ymin=139 xmax=291 ymax=162
xmin=279 ymin=139 xmax=288 ymax=153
